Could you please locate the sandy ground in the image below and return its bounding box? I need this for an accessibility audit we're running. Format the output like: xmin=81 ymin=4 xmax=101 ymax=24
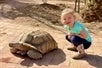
xmin=0 ymin=0 xmax=102 ymax=68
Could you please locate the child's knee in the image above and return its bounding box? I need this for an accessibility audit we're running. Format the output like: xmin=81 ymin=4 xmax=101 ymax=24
xmin=65 ymin=35 xmax=71 ymax=42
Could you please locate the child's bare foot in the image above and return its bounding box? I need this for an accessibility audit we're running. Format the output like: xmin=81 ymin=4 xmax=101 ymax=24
xmin=67 ymin=47 xmax=78 ymax=52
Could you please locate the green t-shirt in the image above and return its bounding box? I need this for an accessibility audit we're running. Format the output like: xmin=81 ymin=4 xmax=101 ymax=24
xmin=64 ymin=21 xmax=92 ymax=42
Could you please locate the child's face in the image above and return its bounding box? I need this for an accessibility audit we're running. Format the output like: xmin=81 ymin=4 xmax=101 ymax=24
xmin=62 ymin=13 xmax=75 ymax=25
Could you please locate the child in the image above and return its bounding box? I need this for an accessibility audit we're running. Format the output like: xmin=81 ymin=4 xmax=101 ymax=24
xmin=61 ymin=8 xmax=92 ymax=59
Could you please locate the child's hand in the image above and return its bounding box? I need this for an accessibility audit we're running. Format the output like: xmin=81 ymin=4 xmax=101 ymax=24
xmin=68 ymin=33 xmax=74 ymax=39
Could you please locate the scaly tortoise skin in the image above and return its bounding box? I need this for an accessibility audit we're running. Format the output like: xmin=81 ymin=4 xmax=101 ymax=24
xmin=9 ymin=30 xmax=58 ymax=59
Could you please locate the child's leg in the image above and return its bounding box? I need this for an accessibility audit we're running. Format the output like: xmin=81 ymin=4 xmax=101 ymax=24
xmin=73 ymin=44 xmax=87 ymax=59
xmin=69 ymin=35 xmax=91 ymax=49
xmin=76 ymin=44 xmax=85 ymax=54
xmin=65 ymin=35 xmax=78 ymax=52
xmin=66 ymin=35 xmax=91 ymax=59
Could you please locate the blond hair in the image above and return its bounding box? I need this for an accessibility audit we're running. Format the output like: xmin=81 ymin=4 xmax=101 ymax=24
xmin=61 ymin=8 xmax=83 ymax=23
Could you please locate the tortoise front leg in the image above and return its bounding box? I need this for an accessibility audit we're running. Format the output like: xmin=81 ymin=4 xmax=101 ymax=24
xmin=27 ymin=50 xmax=42 ymax=59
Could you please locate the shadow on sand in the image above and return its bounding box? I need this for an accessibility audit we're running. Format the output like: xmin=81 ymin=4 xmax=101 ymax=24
xmin=81 ymin=54 xmax=102 ymax=68
xmin=13 ymin=48 xmax=66 ymax=67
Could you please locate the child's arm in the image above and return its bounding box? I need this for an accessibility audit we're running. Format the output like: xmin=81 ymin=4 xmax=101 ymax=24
xmin=76 ymin=29 xmax=87 ymax=39
xmin=67 ymin=29 xmax=87 ymax=39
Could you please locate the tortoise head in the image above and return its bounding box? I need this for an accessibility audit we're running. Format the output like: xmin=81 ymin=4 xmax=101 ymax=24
xmin=9 ymin=42 xmax=23 ymax=47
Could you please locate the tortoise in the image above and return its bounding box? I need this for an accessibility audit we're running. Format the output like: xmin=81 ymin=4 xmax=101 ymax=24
xmin=9 ymin=30 xmax=58 ymax=59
